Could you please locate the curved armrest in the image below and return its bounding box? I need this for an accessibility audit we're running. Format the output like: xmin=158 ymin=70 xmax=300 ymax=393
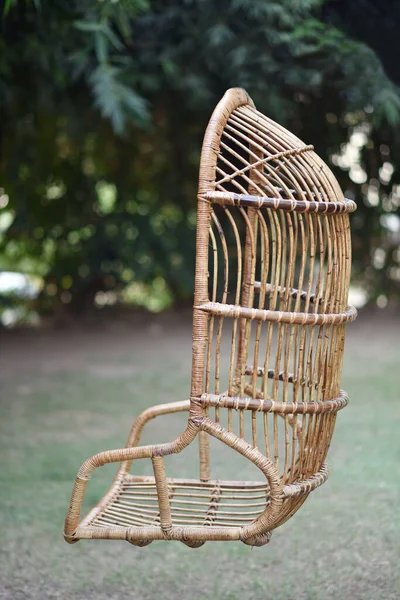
xmin=64 ymin=400 xmax=192 ymax=542
xmin=125 ymin=399 xmax=190 ymax=448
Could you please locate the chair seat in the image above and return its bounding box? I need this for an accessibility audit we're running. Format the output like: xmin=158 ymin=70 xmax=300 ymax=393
xmin=70 ymin=465 xmax=330 ymax=545
xmin=83 ymin=475 xmax=271 ymax=533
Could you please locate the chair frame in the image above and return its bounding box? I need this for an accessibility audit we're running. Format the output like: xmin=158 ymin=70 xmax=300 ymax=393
xmin=64 ymin=88 xmax=356 ymax=548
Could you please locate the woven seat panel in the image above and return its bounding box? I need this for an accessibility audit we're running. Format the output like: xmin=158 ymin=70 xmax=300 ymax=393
xmin=91 ymin=475 xmax=270 ymax=529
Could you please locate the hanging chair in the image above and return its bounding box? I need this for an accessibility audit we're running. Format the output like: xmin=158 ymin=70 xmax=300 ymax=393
xmin=64 ymin=88 xmax=357 ymax=548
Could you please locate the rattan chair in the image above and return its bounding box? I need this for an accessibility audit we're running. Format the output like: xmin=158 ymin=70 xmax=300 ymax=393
xmin=64 ymin=88 xmax=357 ymax=548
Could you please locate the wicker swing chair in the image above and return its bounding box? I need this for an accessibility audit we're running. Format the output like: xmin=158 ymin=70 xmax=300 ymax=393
xmin=64 ymin=88 xmax=357 ymax=548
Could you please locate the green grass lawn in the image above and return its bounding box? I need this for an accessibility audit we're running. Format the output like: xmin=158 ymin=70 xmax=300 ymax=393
xmin=0 ymin=310 xmax=399 ymax=600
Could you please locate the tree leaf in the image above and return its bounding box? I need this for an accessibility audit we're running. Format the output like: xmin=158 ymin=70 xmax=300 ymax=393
xmin=74 ymin=21 xmax=103 ymax=33
xmin=89 ymin=64 xmax=149 ymax=134
xmin=95 ymin=31 xmax=108 ymax=64
xmin=103 ymin=23 xmax=124 ymax=51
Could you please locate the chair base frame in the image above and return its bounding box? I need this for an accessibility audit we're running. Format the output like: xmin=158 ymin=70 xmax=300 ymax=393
xmin=64 ymin=400 xmax=330 ymax=548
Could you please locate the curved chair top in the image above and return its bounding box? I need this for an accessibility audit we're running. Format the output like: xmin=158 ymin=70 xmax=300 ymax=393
xmin=198 ymin=88 xmax=254 ymax=194
xmin=198 ymin=88 xmax=356 ymax=213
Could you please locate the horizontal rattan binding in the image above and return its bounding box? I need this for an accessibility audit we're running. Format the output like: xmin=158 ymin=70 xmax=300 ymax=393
xmin=196 ymin=301 xmax=357 ymax=325
xmin=200 ymin=390 xmax=348 ymax=415
xmin=203 ymin=191 xmax=357 ymax=213
xmin=64 ymin=88 xmax=356 ymax=549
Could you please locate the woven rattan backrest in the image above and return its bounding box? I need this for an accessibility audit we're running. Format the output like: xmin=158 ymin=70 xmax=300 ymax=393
xmin=191 ymin=89 xmax=355 ymax=477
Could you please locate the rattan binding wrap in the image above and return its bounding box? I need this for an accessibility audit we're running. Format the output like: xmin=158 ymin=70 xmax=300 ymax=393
xmin=64 ymin=88 xmax=356 ymax=548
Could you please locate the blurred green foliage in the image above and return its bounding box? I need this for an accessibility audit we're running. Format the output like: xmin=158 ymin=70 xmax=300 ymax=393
xmin=1 ymin=0 xmax=400 ymax=318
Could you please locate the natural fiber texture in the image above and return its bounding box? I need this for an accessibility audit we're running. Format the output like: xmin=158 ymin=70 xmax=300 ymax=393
xmin=64 ymin=88 xmax=356 ymax=548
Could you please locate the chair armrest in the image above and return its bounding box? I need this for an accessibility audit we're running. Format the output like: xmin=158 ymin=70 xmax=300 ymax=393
xmin=125 ymin=399 xmax=190 ymax=448
xmin=64 ymin=400 xmax=192 ymax=542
